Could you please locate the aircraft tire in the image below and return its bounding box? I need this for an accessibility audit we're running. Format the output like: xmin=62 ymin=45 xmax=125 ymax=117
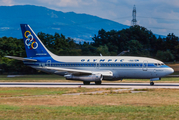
xmin=83 ymin=81 xmax=90 ymax=85
xmin=150 ymin=82 xmax=154 ymax=86
xmin=95 ymin=81 xmax=102 ymax=85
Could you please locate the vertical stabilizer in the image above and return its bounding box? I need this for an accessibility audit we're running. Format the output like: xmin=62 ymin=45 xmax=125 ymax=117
xmin=20 ymin=24 xmax=51 ymax=58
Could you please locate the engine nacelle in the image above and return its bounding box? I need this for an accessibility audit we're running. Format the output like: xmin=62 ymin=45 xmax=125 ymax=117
xmin=65 ymin=74 xmax=103 ymax=82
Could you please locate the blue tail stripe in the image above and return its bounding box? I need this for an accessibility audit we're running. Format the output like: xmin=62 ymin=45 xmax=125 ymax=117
xmin=20 ymin=24 xmax=50 ymax=58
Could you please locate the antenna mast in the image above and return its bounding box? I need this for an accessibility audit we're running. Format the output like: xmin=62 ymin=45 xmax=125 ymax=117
xmin=131 ymin=5 xmax=137 ymax=26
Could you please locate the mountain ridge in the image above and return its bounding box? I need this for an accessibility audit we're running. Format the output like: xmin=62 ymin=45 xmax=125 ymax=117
xmin=0 ymin=5 xmax=129 ymax=42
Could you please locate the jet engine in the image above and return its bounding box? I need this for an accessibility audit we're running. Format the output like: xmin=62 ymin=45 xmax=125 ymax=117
xmin=65 ymin=73 xmax=103 ymax=82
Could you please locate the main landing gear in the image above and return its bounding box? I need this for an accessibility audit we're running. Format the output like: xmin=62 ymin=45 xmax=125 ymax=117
xmin=95 ymin=81 xmax=102 ymax=85
xmin=83 ymin=81 xmax=90 ymax=85
xmin=150 ymin=81 xmax=154 ymax=86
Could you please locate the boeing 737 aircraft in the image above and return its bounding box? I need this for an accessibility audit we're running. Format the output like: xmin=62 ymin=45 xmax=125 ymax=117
xmin=6 ymin=24 xmax=174 ymax=85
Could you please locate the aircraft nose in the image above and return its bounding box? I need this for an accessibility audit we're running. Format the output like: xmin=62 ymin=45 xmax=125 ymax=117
xmin=168 ymin=67 xmax=174 ymax=75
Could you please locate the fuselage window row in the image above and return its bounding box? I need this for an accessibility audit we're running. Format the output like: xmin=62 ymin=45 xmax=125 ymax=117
xmin=48 ymin=63 xmax=147 ymax=67
xmin=29 ymin=62 xmax=164 ymax=68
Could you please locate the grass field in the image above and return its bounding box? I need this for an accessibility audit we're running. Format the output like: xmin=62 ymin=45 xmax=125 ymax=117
xmin=168 ymin=64 xmax=179 ymax=71
xmin=0 ymin=75 xmax=66 ymax=82
xmin=0 ymin=88 xmax=179 ymax=119
xmin=0 ymin=66 xmax=179 ymax=119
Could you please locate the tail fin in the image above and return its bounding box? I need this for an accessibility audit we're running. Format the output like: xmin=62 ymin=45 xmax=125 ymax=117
xmin=20 ymin=24 xmax=51 ymax=58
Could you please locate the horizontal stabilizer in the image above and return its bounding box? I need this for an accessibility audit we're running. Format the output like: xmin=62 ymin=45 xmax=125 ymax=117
xmin=5 ymin=56 xmax=37 ymax=62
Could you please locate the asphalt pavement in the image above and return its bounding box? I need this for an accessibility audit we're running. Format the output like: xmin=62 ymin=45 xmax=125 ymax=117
xmin=0 ymin=82 xmax=179 ymax=89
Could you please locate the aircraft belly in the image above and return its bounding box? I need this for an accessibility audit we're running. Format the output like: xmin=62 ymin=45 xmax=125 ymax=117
xmin=112 ymin=68 xmax=153 ymax=79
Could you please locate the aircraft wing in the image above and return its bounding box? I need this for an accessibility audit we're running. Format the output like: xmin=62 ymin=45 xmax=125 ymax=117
xmin=45 ymin=67 xmax=113 ymax=76
xmin=5 ymin=56 xmax=37 ymax=62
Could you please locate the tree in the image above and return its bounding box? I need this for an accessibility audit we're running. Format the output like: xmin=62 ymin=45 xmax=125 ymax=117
xmin=96 ymin=45 xmax=110 ymax=56
xmin=156 ymin=50 xmax=175 ymax=62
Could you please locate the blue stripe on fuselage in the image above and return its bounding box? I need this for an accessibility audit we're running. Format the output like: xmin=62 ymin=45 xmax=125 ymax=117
xmin=23 ymin=60 xmax=171 ymax=69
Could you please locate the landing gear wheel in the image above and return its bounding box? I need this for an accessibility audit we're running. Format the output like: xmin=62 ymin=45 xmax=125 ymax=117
xmin=83 ymin=81 xmax=90 ymax=85
xmin=150 ymin=82 xmax=154 ymax=86
xmin=95 ymin=81 xmax=102 ymax=85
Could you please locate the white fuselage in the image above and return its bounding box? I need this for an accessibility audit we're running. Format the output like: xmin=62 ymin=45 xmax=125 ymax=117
xmin=24 ymin=56 xmax=174 ymax=80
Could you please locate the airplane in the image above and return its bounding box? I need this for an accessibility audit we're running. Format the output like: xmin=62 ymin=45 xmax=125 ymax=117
xmin=6 ymin=24 xmax=174 ymax=85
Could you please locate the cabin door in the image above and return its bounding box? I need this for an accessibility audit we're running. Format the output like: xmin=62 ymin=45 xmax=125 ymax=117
xmin=96 ymin=62 xmax=100 ymax=69
xmin=142 ymin=60 xmax=148 ymax=71
xmin=46 ymin=60 xmax=51 ymax=67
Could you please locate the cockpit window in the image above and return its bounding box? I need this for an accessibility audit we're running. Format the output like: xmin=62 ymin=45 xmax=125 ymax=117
xmin=154 ymin=63 xmax=164 ymax=67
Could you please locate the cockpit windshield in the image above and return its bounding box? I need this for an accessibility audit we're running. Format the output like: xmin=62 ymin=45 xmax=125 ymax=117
xmin=154 ymin=62 xmax=165 ymax=67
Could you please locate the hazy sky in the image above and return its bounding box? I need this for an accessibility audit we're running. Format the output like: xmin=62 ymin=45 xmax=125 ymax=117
xmin=1 ymin=0 xmax=179 ymax=36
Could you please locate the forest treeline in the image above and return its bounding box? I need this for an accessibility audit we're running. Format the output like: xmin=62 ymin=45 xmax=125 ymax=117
xmin=0 ymin=25 xmax=178 ymax=74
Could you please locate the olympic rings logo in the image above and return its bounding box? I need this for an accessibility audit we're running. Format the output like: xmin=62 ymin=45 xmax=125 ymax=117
xmin=24 ymin=31 xmax=38 ymax=49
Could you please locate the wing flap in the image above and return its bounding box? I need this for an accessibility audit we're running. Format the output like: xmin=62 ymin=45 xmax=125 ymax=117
xmin=45 ymin=67 xmax=113 ymax=76
xmin=46 ymin=67 xmax=92 ymax=75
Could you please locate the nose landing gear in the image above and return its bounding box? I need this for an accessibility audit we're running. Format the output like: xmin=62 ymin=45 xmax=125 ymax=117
xmin=150 ymin=78 xmax=160 ymax=86
xmin=150 ymin=81 xmax=154 ymax=86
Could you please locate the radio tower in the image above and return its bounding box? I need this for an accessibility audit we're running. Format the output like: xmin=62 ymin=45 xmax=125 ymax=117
xmin=131 ymin=5 xmax=137 ymax=26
